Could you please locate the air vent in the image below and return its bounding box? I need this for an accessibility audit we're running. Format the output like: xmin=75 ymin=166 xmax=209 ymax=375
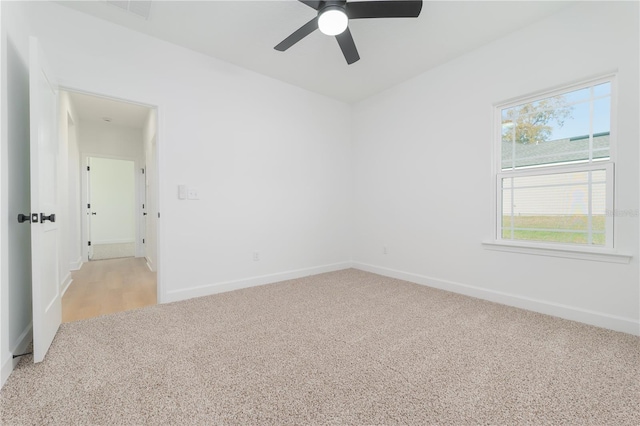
xmin=106 ymin=1 xmax=152 ymax=20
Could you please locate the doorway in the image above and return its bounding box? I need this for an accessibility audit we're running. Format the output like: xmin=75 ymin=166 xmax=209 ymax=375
xmin=87 ymin=156 xmax=137 ymax=261
xmin=60 ymin=89 xmax=159 ymax=322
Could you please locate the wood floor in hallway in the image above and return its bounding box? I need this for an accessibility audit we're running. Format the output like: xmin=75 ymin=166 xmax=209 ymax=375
xmin=62 ymin=257 xmax=157 ymax=323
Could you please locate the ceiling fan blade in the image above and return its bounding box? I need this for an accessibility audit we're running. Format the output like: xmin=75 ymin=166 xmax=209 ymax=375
xmin=274 ymin=17 xmax=319 ymax=51
xmin=346 ymin=0 xmax=423 ymax=19
xmin=335 ymin=28 xmax=360 ymax=65
xmin=298 ymin=0 xmax=323 ymax=10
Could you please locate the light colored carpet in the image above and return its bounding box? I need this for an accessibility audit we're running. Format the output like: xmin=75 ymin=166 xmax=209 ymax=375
xmin=1 ymin=269 xmax=638 ymax=425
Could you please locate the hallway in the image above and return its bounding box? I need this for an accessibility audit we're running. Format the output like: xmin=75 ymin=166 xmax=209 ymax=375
xmin=62 ymin=258 xmax=157 ymax=323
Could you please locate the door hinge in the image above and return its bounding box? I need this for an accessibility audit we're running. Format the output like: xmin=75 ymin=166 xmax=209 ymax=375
xmin=158 ymin=212 xmax=160 ymax=218
xmin=141 ymin=168 xmax=145 ymax=174
xmin=88 ymin=241 xmax=91 ymax=246
xmin=142 ymin=238 xmax=145 ymax=244
xmin=87 ymin=166 xmax=90 ymax=171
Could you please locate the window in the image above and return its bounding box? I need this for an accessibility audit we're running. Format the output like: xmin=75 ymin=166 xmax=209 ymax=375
xmin=496 ymin=77 xmax=615 ymax=249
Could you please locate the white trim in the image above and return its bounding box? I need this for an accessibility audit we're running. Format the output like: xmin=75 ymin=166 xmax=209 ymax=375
xmin=482 ymin=240 xmax=631 ymax=263
xmin=499 ymin=161 xmax=612 ymax=179
xmin=69 ymin=257 xmax=83 ymax=271
xmin=61 ymin=87 xmax=160 ymax=304
xmin=497 ymin=160 xmax=614 ymax=179
xmin=81 ymin=153 xmax=141 ymax=261
xmin=1 ymin=323 xmax=32 ymax=389
xmin=353 ymin=262 xmax=639 ymax=336
xmin=164 ymin=262 xmax=353 ymax=303
xmin=91 ymin=238 xmax=136 ymax=245
xmin=155 ymin=107 xmax=164 ymax=304
xmin=59 ymin=86 xmax=157 ymax=110
xmin=60 ymin=272 xmax=72 ymax=297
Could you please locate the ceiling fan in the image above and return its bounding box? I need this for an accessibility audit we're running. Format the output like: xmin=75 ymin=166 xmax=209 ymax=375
xmin=274 ymin=0 xmax=423 ymax=65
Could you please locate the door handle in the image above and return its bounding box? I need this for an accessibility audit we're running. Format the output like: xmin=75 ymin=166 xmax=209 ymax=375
xmin=18 ymin=213 xmax=40 ymax=223
xmin=40 ymin=213 xmax=56 ymax=223
xmin=91 ymin=212 xmax=97 ymax=215
xmin=143 ymin=212 xmax=147 ymax=216
xmin=18 ymin=213 xmax=39 ymax=223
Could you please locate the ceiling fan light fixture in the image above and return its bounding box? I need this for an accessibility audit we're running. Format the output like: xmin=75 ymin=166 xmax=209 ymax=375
xmin=275 ymin=0 xmax=423 ymax=65
xmin=318 ymin=7 xmax=348 ymax=36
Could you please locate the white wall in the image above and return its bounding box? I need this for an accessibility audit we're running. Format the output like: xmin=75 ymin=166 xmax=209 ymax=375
xmin=79 ymin=120 xmax=143 ymax=161
xmin=143 ymin=109 xmax=158 ymax=271
xmin=1 ymin=1 xmax=33 ymax=387
xmin=352 ymin=1 xmax=639 ymax=334
xmin=22 ymin=1 xmax=353 ymax=304
xmin=89 ymin=157 xmax=136 ymax=244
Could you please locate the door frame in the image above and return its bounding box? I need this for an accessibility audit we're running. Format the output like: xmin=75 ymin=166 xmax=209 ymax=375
xmin=80 ymin=153 xmax=143 ymax=261
xmin=60 ymin=86 xmax=162 ymax=305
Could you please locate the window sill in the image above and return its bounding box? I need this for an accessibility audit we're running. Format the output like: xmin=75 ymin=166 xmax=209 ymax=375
xmin=482 ymin=240 xmax=632 ymax=264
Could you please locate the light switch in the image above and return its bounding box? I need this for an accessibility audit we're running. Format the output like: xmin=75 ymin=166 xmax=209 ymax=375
xmin=178 ymin=185 xmax=188 ymax=200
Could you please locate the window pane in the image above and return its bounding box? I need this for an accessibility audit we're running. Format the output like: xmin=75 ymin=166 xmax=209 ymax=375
xmin=593 ymin=98 xmax=611 ymax=134
xmin=501 ymin=170 xmax=606 ymax=246
xmin=563 ymin=87 xmax=591 ymax=104
xmin=502 ymin=176 xmax=513 ymax=189
xmin=593 ymin=82 xmax=611 ymax=97
xmin=501 ymin=82 xmax=611 ymax=170
xmin=549 ymin=101 xmax=590 ymax=140
xmin=592 ymin=181 xmax=606 ymax=237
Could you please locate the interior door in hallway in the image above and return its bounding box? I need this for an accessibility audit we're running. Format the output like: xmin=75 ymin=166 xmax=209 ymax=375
xmin=88 ymin=157 xmax=136 ymax=260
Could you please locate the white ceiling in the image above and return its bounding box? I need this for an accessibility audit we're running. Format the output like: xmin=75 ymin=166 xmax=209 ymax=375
xmin=57 ymin=1 xmax=570 ymax=103
xmin=67 ymin=90 xmax=152 ymax=128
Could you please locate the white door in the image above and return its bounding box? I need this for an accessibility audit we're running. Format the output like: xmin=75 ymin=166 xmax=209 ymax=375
xmin=29 ymin=37 xmax=61 ymax=363
xmin=88 ymin=157 xmax=136 ymax=260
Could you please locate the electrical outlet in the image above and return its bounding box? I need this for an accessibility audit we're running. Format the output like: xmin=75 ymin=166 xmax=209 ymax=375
xmin=187 ymin=187 xmax=199 ymax=200
xmin=252 ymin=251 xmax=260 ymax=261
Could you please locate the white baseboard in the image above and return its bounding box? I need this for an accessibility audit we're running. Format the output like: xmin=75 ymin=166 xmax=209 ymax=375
xmin=1 ymin=323 xmax=32 ymax=389
xmin=92 ymin=239 xmax=135 ymax=245
xmin=165 ymin=261 xmax=353 ymax=303
xmin=69 ymin=257 xmax=83 ymax=271
xmin=60 ymin=272 xmax=73 ymax=297
xmin=353 ymin=262 xmax=640 ymax=336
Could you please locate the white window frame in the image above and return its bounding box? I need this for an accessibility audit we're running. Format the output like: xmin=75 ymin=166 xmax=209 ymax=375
xmin=483 ymin=74 xmax=632 ymax=263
